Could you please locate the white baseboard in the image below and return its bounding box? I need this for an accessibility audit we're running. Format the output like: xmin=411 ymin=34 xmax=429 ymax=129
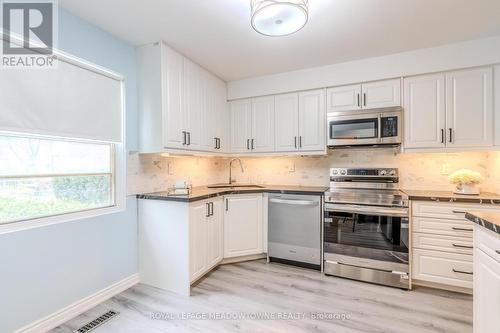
xmin=16 ymin=273 xmax=140 ymax=333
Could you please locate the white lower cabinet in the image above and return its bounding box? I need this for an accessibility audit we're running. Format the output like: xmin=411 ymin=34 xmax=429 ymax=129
xmin=411 ymin=201 xmax=500 ymax=292
xmin=474 ymin=226 xmax=500 ymax=333
xmin=189 ymin=198 xmax=223 ymax=282
xmin=224 ymin=194 xmax=264 ymax=258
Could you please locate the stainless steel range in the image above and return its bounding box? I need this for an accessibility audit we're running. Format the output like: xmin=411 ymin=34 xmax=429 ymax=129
xmin=323 ymin=167 xmax=410 ymax=289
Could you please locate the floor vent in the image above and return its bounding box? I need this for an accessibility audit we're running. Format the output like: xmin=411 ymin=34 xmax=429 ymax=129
xmin=73 ymin=310 xmax=119 ymax=333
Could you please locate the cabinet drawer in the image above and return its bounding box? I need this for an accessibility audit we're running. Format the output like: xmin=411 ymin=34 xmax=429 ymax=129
xmin=413 ymin=233 xmax=473 ymax=255
xmin=412 ymin=248 xmax=473 ymax=288
xmin=412 ymin=201 xmax=500 ymax=220
xmin=413 ymin=216 xmax=473 ymax=237
xmin=475 ymin=226 xmax=500 ymax=264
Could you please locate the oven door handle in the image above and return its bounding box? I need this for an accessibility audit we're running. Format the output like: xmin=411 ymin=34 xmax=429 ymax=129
xmin=324 ymin=203 xmax=408 ymax=217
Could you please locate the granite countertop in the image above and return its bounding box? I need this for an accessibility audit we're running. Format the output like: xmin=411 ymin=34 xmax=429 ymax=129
xmin=402 ymin=190 xmax=500 ymax=204
xmin=137 ymin=184 xmax=329 ymax=203
xmin=465 ymin=211 xmax=500 ymax=234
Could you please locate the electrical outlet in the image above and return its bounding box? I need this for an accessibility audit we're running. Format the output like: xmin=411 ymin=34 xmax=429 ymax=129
xmin=167 ymin=161 xmax=174 ymax=175
xmin=441 ymin=163 xmax=450 ymax=175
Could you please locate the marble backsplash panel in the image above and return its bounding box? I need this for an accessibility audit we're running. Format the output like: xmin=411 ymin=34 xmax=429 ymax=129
xmin=127 ymin=149 xmax=499 ymax=195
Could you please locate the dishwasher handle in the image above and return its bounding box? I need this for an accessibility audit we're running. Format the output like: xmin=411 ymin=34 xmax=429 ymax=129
xmin=269 ymin=198 xmax=319 ymax=206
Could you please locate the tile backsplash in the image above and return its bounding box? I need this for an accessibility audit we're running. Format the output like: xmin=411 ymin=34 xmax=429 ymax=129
xmin=127 ymin=148 xmax=500 ymax=195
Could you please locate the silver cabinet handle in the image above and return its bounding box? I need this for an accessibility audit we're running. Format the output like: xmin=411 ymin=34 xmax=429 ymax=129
xmin=299 ymin=136 xmax=302 ymax=148
xmin=448 ymin=128 xmax=453 ymax=143
xmin=452 ymin=227 xmax=473 ymax=232
xmin=251 ymin=139 xmax=255 ymax=150
xmin=186 ymin=132 xmax=191 ymax=145
xmin=246 ymin=139 xmax=250 ymax=150
xmin=214 ymin=137 xmax=218 ymax=149
xmin=441 ymin=129 xmax=445 ymax=144
xmin=225 ymin=198 xmax=229 ymax=211
xmin=496 ymin=250 xmax=500 ymax=255
xmin=452 ymin=243 xmax=473 ymax=249
xmin=209 ymin=202 xmax=214 ymax=216
xmin=357 ymin=93 xmax=360 ymax=107
xmin=206 ymin=203 xmax=210 ymax=217
xmin=363 ymin=93 xmax=367 ymax=106
xmin=294 ymin=136 xmax=297 ymax=149
xmin=452 ymin=269 xmax=473 ymax=275
xmin=269 ymin=198 xmax=318 ymax=206
xmin=452 ymin=210 xmax=467 ymax=214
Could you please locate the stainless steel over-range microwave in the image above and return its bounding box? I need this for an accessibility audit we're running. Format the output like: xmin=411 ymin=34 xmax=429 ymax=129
xmin=327 ymin=106 xmax=402 ymax=148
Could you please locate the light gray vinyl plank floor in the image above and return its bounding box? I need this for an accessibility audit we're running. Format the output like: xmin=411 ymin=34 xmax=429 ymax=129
xmin=51 ymin=260 xmax=472 ymax=333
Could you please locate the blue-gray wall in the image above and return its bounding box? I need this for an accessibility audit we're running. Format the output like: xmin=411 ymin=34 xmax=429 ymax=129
xmin=0 ymin=8 xmax=138 ymax=332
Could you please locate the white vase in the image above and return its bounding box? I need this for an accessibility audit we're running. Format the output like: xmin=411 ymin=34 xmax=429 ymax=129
xmin=454 ymin=183 xmax=480 ymax=195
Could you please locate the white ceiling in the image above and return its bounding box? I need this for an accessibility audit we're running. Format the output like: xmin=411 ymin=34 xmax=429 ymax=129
xmin=59 ymin=0 xmax=500 ymax=82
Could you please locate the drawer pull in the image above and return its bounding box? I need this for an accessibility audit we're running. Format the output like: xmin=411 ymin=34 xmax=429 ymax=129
xmin=452 ymin=243 xmax=473 ymax=249
xmin=452 ymin=227 xmax=473 ymax=232
xmin=496 ymin=250 xmax=500 ymax=255
xmin=452 ymin=210 xmax=467 ymax=214
xmin=452 ymin=268 xmax=473 ymax=275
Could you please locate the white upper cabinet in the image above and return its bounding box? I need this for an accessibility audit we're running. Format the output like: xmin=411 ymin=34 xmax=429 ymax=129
xmin=299 ymin=89 xmax=326 ymax=152
xmin=230 ymin=97 xmax=275 ymax=153
xmin=326 ymin=84 xmax=361 ymax=113
xmin=362 ymin=79 xmax=401 ymax=109
xmin=275 ymin=93 xmax=299 ymax=152
xmin=251 ymin=96 xmax=275 ymax=152
xmin=326 ymin=79 xmax=401 ymax=113
xmin=404 ymin=73 xmax=446 ymax=149
xmin=137 ymin=41 xmax=227 ymax=153
xmin=230 ymin=99 xmax=252 ymax=152
xmin=446 ymin=67 xmax=493 ymax=148
xmin=403 ymin=66 xmax=493 ymax=150
xmin=495 ymin=65 xmax=500 ymax=147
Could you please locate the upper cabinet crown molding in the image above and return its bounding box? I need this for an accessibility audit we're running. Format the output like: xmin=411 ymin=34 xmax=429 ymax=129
xmin=137 ymin=41 xmax=227 ymax=154
xmin=404 ymin=66 xmax=493 ymax=151
xmin=327 ymin=78 xmax=401 ymax=113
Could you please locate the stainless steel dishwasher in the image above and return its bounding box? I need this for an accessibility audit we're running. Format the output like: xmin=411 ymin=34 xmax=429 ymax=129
xmin=268 ymin=194 xmax=321 ymax=270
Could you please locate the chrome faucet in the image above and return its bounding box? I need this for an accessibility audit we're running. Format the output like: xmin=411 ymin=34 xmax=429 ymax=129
xmin=229 ymin=158 xmax=244 ymax=184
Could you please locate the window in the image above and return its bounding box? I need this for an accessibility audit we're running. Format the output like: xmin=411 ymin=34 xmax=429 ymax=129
xmin=0 ymin=133 xmax=115 ymax=224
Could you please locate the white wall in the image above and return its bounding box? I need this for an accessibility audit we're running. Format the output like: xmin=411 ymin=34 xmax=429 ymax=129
xmin=227 ymin=35 xmax=500 ymax=100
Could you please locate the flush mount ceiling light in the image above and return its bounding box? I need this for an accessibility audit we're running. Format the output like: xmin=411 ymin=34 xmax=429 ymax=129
xmin=251 ymin=0 xmax=308 ymax=37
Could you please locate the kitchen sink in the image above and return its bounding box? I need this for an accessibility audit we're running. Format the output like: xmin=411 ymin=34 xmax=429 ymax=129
xmin=207 ymin=184 xmax=264 ymax=189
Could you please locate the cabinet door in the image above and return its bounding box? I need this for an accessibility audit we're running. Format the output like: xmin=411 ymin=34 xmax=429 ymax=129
xmin=446 ymin=67 xmax=493 ymax=148
xmin=224 ymin=195 xmax=263 ymax=258
xmin=362 ymin=78 xmax=401 ymax=109
xmin=495 ymin=65 xmax=500 ymax=147
xmin=214 ymin=79 xmax=228 ymax=152
xmin=275 ymin=93 xmax=299 ymax=152
xmin=403 ymin=74 xmax=446 ymax=149
xmin=298 ymin=89 xmax=326 ymax=152
xmin=162 ymin=44 xmax=185 ymax=149
xmin=326 ymin=84 xmax=361 ymax=113
xmin=189 ymin=201 xmax=209 ymax=282
xmin=230 ymin=99 xmax=252 ymax=152
xmin=251 ymin=96 xmax=275 ymax=152
xmin=183 ymin=58 xmax=205 ymax=150
xmin=474 ymin=248 xmax=500 ymax=333
xmin=207 ymin=199 xmax=224 ymax=268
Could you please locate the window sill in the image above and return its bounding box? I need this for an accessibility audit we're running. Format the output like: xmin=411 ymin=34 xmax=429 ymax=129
xmin=0 ymin=204 xmax=126 ymax=235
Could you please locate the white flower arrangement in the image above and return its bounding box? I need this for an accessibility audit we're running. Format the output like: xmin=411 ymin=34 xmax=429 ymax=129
xmin=449 ymin=169 xmax=483 ymax=185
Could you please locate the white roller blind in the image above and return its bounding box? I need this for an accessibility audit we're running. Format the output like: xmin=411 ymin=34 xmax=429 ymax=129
xmin=0 ymin=57 xmax=123 ymax=142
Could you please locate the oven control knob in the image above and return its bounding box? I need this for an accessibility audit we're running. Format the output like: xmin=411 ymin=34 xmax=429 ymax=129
xmin=340 ymin=169 xmax=346 ymax=175
xmin=380 ymin=170 xmax=387 ymax=176
xmin=332 ymin=169 xmax=338 ymax=175
xmin=389 ymin=170 xmax=397 ymax=176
